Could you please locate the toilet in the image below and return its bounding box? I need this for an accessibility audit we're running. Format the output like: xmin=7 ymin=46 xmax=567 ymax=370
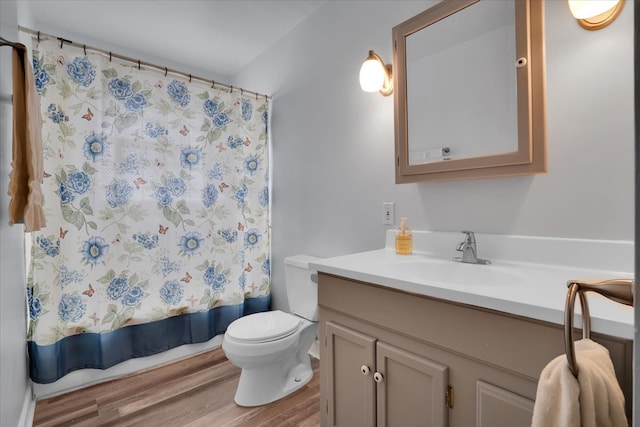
xmin=222 ymin=254 xmax=321 ymax=407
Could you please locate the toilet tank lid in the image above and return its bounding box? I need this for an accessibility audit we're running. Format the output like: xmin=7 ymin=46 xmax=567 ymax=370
xmin=284 ymin=254 xmax=323 ymax=269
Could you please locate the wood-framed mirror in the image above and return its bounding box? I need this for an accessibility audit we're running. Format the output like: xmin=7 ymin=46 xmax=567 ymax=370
xmin=393 ymin=0 xmax=546 ymax=183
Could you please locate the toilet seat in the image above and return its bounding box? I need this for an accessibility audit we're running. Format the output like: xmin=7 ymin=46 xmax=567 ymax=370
xmin=226 ymin=310 xmax=301 ymax=343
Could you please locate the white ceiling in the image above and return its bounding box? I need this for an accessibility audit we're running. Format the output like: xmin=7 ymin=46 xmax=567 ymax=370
xmin=21 ymin=1 xmax=326 ymax=79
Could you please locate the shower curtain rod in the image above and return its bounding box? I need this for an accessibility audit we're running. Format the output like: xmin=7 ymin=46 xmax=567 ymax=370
xmin=18 ymin=26 xmax=271 ymax=101
xmin=0 ymin=37 xmax=22 ymax=104
xmin=0 ymin=35 xmax=24 ymax=49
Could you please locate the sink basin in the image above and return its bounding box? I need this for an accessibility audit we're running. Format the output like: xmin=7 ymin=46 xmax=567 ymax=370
xmin=386 ymin=256 xmax=523 ymax=287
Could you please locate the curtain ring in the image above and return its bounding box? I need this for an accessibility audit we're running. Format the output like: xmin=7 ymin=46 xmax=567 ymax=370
xmin=83 ymin=44 xmax=86 ymax=55
xmin=164 ymin=67 xmax=168 ymax=77
xmin=138 ymin=60 xmax=141 ymax=70
xmin=59 ymin=38 xmax=63 ymax=49
xmin=264 ymin=94 xmax=268 ymax=102
xmin=109 ymin=52 xmax=112 ymax=62
xmin=189 ymin=74 xmax=192 ymax=83
xmin=37 ymin=31 xmax=40 ymax=42
xmin=240 ymin=88 xmax=244 ymax=96
xmin=211 ymin=80 xmax=215 ymax=89
xmin=255 ymin=92 xmax=258 ymax=100
xmin=230 ymin=85 xmax=233 ymax=93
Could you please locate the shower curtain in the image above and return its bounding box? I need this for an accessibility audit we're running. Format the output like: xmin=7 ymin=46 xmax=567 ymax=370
xmin=26 ymin=37 xmax=271 ymax=384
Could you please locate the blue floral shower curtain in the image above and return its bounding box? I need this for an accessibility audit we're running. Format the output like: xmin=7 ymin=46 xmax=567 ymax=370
xmin=27 ymin=38 xmax=270 ymax=383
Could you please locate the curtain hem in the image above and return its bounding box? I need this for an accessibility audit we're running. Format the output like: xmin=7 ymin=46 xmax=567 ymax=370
xmin=28 ymin=296 xmax=270 ymax=384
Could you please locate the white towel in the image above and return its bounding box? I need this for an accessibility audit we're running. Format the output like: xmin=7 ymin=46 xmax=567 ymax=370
xmin=531 ymin=339 xmax=627 ymax=427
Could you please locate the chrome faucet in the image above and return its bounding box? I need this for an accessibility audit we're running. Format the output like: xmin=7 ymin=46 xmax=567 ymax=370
xmin=453 ymin=231 xmax=491 ymax=265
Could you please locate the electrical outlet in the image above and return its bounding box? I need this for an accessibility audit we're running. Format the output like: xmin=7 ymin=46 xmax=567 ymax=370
xmin=383 ymin=202 xmax=394 ymax=225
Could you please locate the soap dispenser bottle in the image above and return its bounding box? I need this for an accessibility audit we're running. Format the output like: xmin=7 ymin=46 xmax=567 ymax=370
xmin=395 ymin=217 xmax=412 ymax=255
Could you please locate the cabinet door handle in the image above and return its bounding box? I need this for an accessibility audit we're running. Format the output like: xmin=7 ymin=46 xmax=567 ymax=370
xmin=360 ymin=365 xmax=371 ymax=375
xmin=373 ymin=372 xmax=384 ymax=383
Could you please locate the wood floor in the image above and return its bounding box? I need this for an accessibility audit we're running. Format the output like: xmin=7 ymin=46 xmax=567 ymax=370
xmin=33 ymin=349 xmax=321 ymax=427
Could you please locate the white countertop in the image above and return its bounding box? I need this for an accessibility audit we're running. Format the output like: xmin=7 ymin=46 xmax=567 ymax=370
xmin=310 ymin=231 xmax=634 ymax=339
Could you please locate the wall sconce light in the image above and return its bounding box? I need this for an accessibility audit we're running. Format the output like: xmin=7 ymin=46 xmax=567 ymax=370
xmin=568 ymin=0 xmax=624 ymax=30
xmin=359 ymin=50 xmax=393 ymax=96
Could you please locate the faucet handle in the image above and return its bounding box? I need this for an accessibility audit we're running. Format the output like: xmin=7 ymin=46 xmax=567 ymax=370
xmin=460 ymin=231 xmax=475 ymax=242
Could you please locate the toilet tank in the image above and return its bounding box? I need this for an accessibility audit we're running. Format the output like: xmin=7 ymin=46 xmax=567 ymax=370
xmin=284 ymin=254 xmax=322 ymax=321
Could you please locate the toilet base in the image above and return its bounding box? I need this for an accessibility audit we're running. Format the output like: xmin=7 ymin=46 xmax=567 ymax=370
xmin=234 ymin=353 xmax=313 ymax=407
xmin=223 ymin=315 xmax=318 ymax=407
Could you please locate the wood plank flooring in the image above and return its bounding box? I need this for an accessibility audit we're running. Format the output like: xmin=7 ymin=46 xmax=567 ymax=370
xmin=33 ymin=348 xmax=320 ymax=427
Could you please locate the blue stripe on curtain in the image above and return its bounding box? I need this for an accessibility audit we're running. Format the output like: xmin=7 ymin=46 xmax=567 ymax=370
xmin=28 ymin=296 xmax=270 ymax=384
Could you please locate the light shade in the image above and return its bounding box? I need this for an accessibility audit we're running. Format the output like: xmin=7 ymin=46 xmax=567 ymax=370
xmin=568 ymin=0 xmax=619 ymax=18
xmin=568 ymin=0 xmax=624 ymax=30
xmin=359 ymin=58 xmax=385 ymax=92
xmin=359 ymin=50 xmax=393 ymax=96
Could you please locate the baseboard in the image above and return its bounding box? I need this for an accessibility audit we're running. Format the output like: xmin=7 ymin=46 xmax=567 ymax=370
xmin=18 ymin=383 xmax=35 ymax=427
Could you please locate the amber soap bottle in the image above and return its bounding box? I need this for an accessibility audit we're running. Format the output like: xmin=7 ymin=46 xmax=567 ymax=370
xmin=395 ymin=217 xmax=413 ymax=255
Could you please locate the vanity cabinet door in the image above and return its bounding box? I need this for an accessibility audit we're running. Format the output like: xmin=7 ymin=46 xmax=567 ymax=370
xmin=475 ymin=381 xmax=534 ymax=427
xmin=325 ymin=321 xmax=376 ymax=427
xmin=376 ymin=341 xmax=449 ymax=427
xmin=324 ymin=320 xmax=450 ymax=427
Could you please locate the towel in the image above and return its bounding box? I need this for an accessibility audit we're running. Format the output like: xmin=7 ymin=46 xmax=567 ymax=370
xmin=531 ymin=338 xmax=627 ymax=427
xmin=8 ymin=42 xmax=46 ymax=232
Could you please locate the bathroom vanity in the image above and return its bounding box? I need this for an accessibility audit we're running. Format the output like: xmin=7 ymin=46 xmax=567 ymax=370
xmin=311 ymin=231 xmax=634 ymax=427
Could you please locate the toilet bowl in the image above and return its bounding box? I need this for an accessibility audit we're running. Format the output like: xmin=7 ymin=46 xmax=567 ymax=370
xmin=222 ymin=255 xmax=321 ymax=407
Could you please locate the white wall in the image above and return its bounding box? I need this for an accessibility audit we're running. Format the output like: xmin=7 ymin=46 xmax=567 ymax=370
xmin=0 ymin=1 xmax=31 ymax=425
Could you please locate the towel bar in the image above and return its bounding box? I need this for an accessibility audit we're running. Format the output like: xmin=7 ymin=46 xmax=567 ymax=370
xmin=564 ymin=278 xmax=634 ymax=377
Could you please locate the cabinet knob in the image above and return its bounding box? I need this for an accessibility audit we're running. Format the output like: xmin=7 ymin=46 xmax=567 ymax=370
xmin=360 ymin=365 xmax=370 ymax=375
xmin=373 ymin=372 xmax=384 ymax=383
